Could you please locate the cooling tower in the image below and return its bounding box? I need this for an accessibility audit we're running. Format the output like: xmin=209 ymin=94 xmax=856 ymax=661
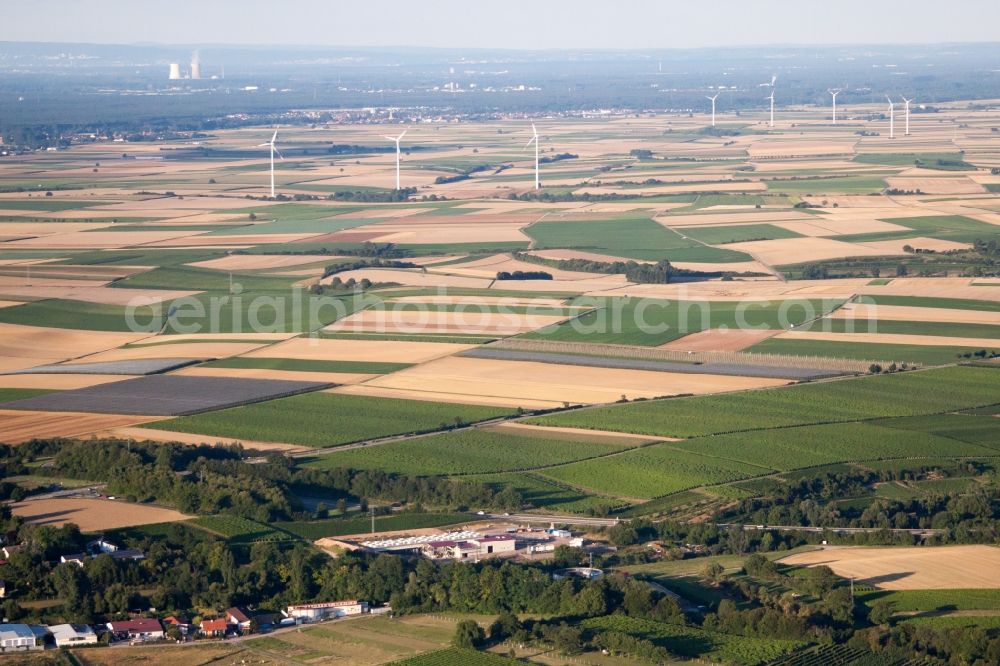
xmin=168 ymin=63 xmax=181 ymax=80
xmin=190 ymin=51 xmax=201 ymax=80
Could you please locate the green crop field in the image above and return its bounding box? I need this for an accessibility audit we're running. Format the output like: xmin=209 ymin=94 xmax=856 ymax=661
xmin=671 ymin=423 xmax=996 ymax=472
xmin=0 ymin=298 xmax=161 ymax=332
xmin=114 ymin=265 xmax=299 ymax=291
xmin=875 ymin=413 xmax=1000 ymax=448
xmin=859 ymin=588 xmax=1000 ymax=612
xmin=528 ymin=366 xmax=1000 ymax=438
xmin=524 ymin=297 xmax=839 ymax=346
xmin=469 ymin=472 xmax=628 ymax=513
xmin=199 ymin=357 xmax=412 ymax=374
xmin=748 ymin=337 xmax=996 ymax=365
xmin=150 ymin=393 xmax=514 ymax=448
xmin=902 ymin=615 xmax=1000 ymax=630
xmin=525 ymin=216 xmax=752 ymax=262
xmin=854 ymin=152 xmax=973 ymax=168
xmin=275 ymin=512 xmax=469 ymax=540
xmin=805 ymin=317 xmax=1000 ymax=339
xmin=305 ymin=428 xmax=640 ymax=476
xmin=765 ymin=176 xmax=887 ymax=194
xmin=882 ymin=214 xmax=1000 ymax=240
xmin=581 ymin=614 xmax=805 ymax=665
xmin=0 ymin=388 xmax=53 ymax=405
xmin=189 ymin=515 xmax=292 ymax=542
xmin=675 ymin=223 xmax=803 ymax=245
xmin=540 ymin=444 xmax=770 ymax=499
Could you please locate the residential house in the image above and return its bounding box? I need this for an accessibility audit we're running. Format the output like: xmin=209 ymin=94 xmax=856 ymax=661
xmin=225 ymin=607 xmax=252 ymax=633
xmin=106 ymin=618 xmax=164 ymax=642
xmin=422 ymin=535 xmax=516 ymax=560
xmin=199 ymin=618 xmax=229 ymax=638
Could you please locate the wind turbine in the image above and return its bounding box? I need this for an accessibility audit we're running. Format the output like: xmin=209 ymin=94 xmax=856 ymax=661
xmin=886 ymin=96 xmax=895 ymax=139
xmin=526 ymin=123 xmax=540 ymax=190
xmin=767 ymin=75 xmax=777 ymax=128
xmin=384 ymin=129 xmax=408 ymax=190
xmin=828 ymin=89 xmax=842 ymax=124
xmin=900 ymin=96 xmax=913 ymax=136
xmin=706 ymin=93 xmax=719 ymax=127
xmin=256 ymin=129 xmax=282 ymax=198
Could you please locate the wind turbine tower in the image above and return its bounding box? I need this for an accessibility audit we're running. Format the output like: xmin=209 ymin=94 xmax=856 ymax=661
xmin=384 ymin=129 xmax=408 ymax=190
xmin=886 ymin=96 xmax=895 ymax=139
xmin=828 ymin=89 xmax=842 ymax=124
xmin=526 ymin=123 xmax=540 ymax=190
xmin=256 ymin=129 xmax=282 ymax=198
xmin=706 ymin=94 xmax=719 ymax=127
xmin=767 ymin=75 xmax=777 ymax=128
xmin=901 ymin=96 xmax=913 ymax=136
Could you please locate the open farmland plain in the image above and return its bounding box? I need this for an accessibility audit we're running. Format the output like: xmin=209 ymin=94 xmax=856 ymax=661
xmin=2 ymin=96 xmax=1000 ymax=666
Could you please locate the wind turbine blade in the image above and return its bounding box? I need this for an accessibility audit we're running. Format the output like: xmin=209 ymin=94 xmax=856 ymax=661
xmin=271 ymin=129 xmax=278 ymax=143
xmin=383 ymin=136 xmax=396 ymax=141
xmin=399 ymin=129 xmax=408 ymax=139
xmin=274 ymin=147 xmax=284 ymax=160
xmin=525 ymin=137 xmax=536 ymax=148
xmin=531 ymin=122 xmax=537 ymax=136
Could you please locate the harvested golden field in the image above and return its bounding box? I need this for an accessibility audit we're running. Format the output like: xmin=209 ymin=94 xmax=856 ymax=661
xmin=320 ymin=267 xmax=492 ymax=289
xmin=859 ymin=236 xmax=973 ymax=253
xmin=175 ymin=365 xmax=376 ymax=385
xmin=64 ymin=342 xmax=267 ymax=364
xmin=860 ymin=278 xmax=1000 ymax=301
xmin=833 ymin=302 xmax=1000 ymax=325
xmin=325 ymin=308 xmax=567 ymax=335
xmin=725 ymin=237 xmax=901 ymax=264
xmin=98 ymin=425 xmax=311 ymax=454
xmin=0 ymin=323 xmax=148 ymax=367
xmin=68 ymin=644 xmax=243 ymax=666
xmin=11 ymin=497 xmax=191 ymax=531
xmin=187 ymin=253 xmax=337 ymax=270
xmin=780 ymin=545 xmax=1000 ymax=590
xmin=0 ymin=410 xmax=158 ymax=444
xmin=659 ymin=328 xmax=781 ymax=352
xmin=884 ymin=176 xmax=985 ymax=194
xmin=244 ymin=336 xmax=475 ymax=363
xmin=351 ymin=355 xmax=788 ymax=406
xmin=0 ymin=286 xmax=199 ymax=306
xmin=0 ymin=374 xmax=133 ymax=390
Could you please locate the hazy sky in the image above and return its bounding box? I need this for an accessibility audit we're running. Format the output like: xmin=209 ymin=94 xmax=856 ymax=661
xmin=9 ymin=0 xmax=1000 ymax=50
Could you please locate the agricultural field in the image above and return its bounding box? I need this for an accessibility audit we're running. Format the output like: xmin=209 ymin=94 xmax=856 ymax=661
xmin=10 ymin=497 xmax=191 ymax=532
xmin=305 ymin=427 xmax=644 ymax=476
xmin=2 ymin=87 xmax=1000 ymax=666
xmin=581 ymin=614 xmax=805 ymax=664
xmin=148 ymin=392 xmax=514 ymax=447
xmin=780 ymin=545 xmax=1000 ymax=591
xmin=188 ymin=515 xmax=293 ymax=543
xmin=528 ymin=365 xmax=1000 ymax=438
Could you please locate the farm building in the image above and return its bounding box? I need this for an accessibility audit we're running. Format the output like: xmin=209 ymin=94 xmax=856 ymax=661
xmin=284 ymin=600 xmax=368 ymax=621
xmin=48 ymin=624 xmax=98 ymax=647
xmin=421 ymin=535 xmax=517 ymax=560
xmin=360 ymin=530 xmax=483 ymax=553
xmin=0 ymin=624 xmax=46 ymax=652
xmin=106 ymin=618 xmax=164 ymax=642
